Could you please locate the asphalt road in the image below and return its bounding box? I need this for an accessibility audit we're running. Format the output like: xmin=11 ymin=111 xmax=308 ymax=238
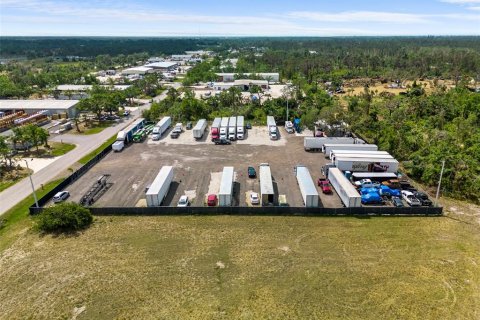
xmin=0 ymin=96 xmax=160 ymax=215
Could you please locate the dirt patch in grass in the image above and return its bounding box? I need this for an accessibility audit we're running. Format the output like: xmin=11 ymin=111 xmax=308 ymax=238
xmin=1 ymin=211 xmax=479 ymax=319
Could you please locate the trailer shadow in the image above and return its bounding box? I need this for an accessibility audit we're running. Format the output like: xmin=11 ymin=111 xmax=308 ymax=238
xmin=163 ymin=181 xmax=180 ymax=206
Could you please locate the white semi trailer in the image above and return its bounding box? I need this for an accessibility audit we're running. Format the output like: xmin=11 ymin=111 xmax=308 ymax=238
xmin=228 ymin=116 xmax=237 ymax=140
xmin=304 ymin=137 xmax=356 ymax=152
xmin=295 ymin=165 xmax=319 ymax=207
xmin=323 ymin=143 xmax=378 ymax=156
xmin=220 ymin=117 xmax=229 ymax=140
xmin=329 ymin=150 xmax=389 ymax=160
xmin=335 ymin=157 xmax=399 ymax=173
xmin=330 ymin=153 xmax=394 ymax=164
xmin=259 ymin=163 xmax=274 ymax=205
xmin=152 ymin=116 xmax=172 ymax=140
xmin=328 ymin=168 xmax=361 ymax=208
xmin=193 ymin=119 xmax=207 ymax=140
xmin=236 ymin=116 xmax=245 ymax=140
xmin=219 ymin=166 xmax=234 ymax=206
xmin=267 ymin=116 xmax=278 ymax=140
xmin=146 ymin=166 xmax=173 ymax=207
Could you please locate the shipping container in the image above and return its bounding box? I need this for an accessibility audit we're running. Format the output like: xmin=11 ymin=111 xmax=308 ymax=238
xmin=146 ymin=166 xmax=173 ymax=207
xmin=259 ymin=163 xmax=274 ymax=205
xmin=193 ymin=119 xmax=207 ymax=139
xmin=295 ymin=165 xmax=319 ymax=207
xmin=328 ymin=168 xmax=362 ymax=208
xmin=219 ymin=166 xmax=234 ymax=206
xmin=335 ymin=157 xmax=399 ymax=173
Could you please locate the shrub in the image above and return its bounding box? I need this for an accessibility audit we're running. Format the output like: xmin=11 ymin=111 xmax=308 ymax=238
xmin=35 ymin=202 xmax=93 ymax=233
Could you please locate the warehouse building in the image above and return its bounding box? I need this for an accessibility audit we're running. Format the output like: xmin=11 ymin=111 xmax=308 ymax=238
xmin=122 ymin=66 xmax=154 ymax=76
xmin=216 ymin=73 xmax=280 ymax=83
xmin=213 ymin=79 xmax=270 ymax=91
xmin=0 ymin=100 xmax=79 ymax=118
xmin=145 ymin=61 xmax=179 ymax=72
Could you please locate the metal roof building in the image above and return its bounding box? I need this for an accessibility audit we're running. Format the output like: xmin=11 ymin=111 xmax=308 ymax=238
xmin=122 ymin=66 xmax=154 ymax=75
xmin=0 ymin=99 xmax=80 ymax=118
xmin=145 ymin=62 xmax=178 ymax=71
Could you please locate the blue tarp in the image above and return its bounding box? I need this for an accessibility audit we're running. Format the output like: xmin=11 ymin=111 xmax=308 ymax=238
xmin=360 ymin=187 xmax=379 ymax=195
xmin=361 ymin=192 xmax=382 ymax=204
xmin=379 ymin=185 xmax=401 ymax=197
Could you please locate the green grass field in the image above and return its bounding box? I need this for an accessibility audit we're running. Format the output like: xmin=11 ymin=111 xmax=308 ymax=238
xmin=1 ymin=200 xmax=479 ymax=319
xmin=49 ymin=142 xmax=76 ymax=156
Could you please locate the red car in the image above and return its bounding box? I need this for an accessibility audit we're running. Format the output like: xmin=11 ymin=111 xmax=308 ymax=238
xmin=207 ymin=194 xmax=218 ymax=206
xmin=317 ymin=178 xmax=333 ymax=194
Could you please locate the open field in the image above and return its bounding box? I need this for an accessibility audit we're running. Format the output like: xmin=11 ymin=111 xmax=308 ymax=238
xmin=1 ymin=203 xmax=479 ymax=319
xmin=339 ymin=79 xmax=456 ymax=96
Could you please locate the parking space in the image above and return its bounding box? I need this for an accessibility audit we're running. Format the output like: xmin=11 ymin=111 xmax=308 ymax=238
xmin=62 ymin=125 xmax=346 ymax=208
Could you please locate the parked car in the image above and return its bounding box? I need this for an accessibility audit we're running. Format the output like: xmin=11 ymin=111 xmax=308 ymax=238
xmin=413 ymin=191 xmax=433 ymax=206
xmin=354 ymin=179 xmax=381 ymax=189
xmin=246 ymin=122 xmax=252 ymax=129
xmin=186 ymin=122 xmax=193 ymax=130
xmin=248 ymin=166 xmax=256 ymax=178
xmin=123 ymin=110 xmax=130 ymax=117
xmin=214 ymin=138 xmax=231 ymax=145
xmin=250 ymin=192 xmax=260 ymax=205
xmin=177 ymin=195 xmax=189 ymax=207
xmin=382 ymin=179 xmax=401 ymax=189
xmin=170 ymin=131 xmax=180 ymax=139
xmin=391 ymin=197 xmax=404 ymax=207
xmin=53 ymin=191 xmax=70 ymax=203
xmin=317 ymin=178 xmax=332 ymax=194
xmin=207 ymin=194 xmax=218 ymax=206
xmin=401 ymin=190 xmax=421 ymax=206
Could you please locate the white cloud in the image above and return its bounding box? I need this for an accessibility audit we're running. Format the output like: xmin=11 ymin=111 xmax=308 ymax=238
xmin=440 ymin=0 xmax=480 ymax=3
xmin=288 ymin=11 xmax=429 ymax=23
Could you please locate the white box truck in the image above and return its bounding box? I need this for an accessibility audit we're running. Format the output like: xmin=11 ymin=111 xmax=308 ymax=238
xmin=193 ymin=119 xmax=207 ymax=140
xmin=335 ymin=157 xmax=399 ymax=173
xmin=323 ymin=143 xmax=378 ymax=156
xmin=220 ymin=117 xmax=229 ymax=140
xmin=228 ymin=116 xmax=237 ymax=140
xmin=112 ymin=141 xmax=124 ymax=152
xmin=295 ymin=165 xmax=319 ymax=207
xmin=304 ymin=137 xmax=355 ymax=152
xmin=328 ymin=168 xmax=361 ymax=208
xmin=330 ymin=153 xmax=394 ymax=164
xmin=259 ymin=163 xmax=274 ymax=205
xmin=267 ymin=116 xmax=278 ymax=140
xmin=146 ymin=166 xmax=173 ymax=207
xmin=219 ymin=166 xmax=234 ymax=206
xmin=329 ymin=149 xmax=389 ymax=160
xmin=236 ymin=116 xmax=245 ymax=140
xmin=152 ymin=116 xmax=172 ymax=140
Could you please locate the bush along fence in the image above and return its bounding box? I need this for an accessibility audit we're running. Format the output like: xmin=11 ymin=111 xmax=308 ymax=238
xmin=31 ymin=204 xmax=443 ymax=216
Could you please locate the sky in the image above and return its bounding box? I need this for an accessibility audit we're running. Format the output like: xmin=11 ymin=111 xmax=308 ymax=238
xmin=1 ymin=0 xmax=479 ymax=36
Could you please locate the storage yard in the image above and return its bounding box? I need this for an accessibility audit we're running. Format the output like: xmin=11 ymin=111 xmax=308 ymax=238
xmin=55 ymin=117 xmax=434 ymax=210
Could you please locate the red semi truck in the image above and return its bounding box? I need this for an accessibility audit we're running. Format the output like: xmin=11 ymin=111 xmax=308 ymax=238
xmin=211 ymin=117 xmax=221 ymax=141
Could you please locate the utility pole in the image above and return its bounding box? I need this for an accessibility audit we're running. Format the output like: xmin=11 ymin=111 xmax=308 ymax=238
xmin=435 ymin=160 xmax=445 ymax=207
xmin=25 ymin=160 xmax=39 ymax=208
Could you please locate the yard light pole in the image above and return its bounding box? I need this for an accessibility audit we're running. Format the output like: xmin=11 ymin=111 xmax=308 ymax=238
xmin=435 ymin=160 xmax=445 ymax=207
xmin=25 ymin=160 xmax=39 ymax=208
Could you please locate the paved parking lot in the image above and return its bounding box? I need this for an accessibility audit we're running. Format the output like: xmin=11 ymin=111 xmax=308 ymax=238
xmin=64 ymin=126 xmax=343 ymax=208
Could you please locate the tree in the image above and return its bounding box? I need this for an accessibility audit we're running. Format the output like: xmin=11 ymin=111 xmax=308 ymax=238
xmin=0 ymin=135 xmax=15 ymax=169
xmin=35 ymin=202 xmax=93 ymax=233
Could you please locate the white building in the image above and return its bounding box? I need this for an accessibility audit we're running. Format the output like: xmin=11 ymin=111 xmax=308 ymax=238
xmin=213 ymin=79 xmax=269 ymax=91
xmin=122 ymin=66 xmax=154 ymax=76
xmin=0 ymin=99 xmax=80 ymax=118
xmin=216 ymin=73 xmax=279 ymax=83
xmin=145 ymin=61 xmax=179 ymax=72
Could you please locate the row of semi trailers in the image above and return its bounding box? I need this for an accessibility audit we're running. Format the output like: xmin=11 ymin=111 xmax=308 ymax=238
xmin=145 ymin=164 xmax=320 ymax=208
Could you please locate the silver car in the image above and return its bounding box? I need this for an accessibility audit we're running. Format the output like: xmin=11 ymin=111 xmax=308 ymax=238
xmin=53 ymin=191 xmax=70 ymax=203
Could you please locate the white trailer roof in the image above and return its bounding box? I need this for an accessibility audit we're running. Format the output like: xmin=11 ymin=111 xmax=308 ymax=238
xmin=193 ymin=119 xmax=207 ymax=131
xmin=332 ymin=150 xmax=389 ymax=155
xmin=212 ymin=117 xmax=221 ymax=127
xmin=332 ymin=154 xmax=394 ymax=160
xmin=352 ymin=172 xmax=398 ymax=179
xmin=146 ymin=166 xmax=173 ymax=196
xmin=236 ymin=115 xmax=244 ymax=126
xmin=0 ymin=99 xmax=79 ymax=110
xmin=219 ymin=167 xmax=234 ymax=196
xmin=229 ymin=116 xmax=236 ymax=126
xmin=220 ymin=117 xmax=229 ymax=127
xmin=260 ymin=165 xmax=274 ymax=195
xmin=267 ymin=116 xmax=276 ymax=127
xmin=324 ymin=143 xmax=376 ymax=148
xmin=158 ymin=116 xmax=171 ymax=127
xmin=329 ymin=168 xmax=359 ymax=198
xmin=296 ymin=166 xmax=318 ymax=196
xmin=336 ymin=157 xmax=399 ymax=164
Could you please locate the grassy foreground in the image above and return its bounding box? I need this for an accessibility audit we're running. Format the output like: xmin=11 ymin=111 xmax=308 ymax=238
xmin=1 ymin=205 xmax=479 ymax=319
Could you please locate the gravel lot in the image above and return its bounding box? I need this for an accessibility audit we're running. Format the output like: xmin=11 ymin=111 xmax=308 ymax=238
xmin=62 ymin=126 xmax=343 ymax=208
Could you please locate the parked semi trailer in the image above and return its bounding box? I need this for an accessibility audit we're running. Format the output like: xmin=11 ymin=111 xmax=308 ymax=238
xmin=335 ymin=157 xmax=399 ymax=173
xmin=193 ymin=119 xmax=207 ymax=140
xmin=211 ymin=117 xmax=221 ymax=141
xmin=146 ymin=166 xmax=173 ymax=207
xmin=114 ymin=118 xmax=146 ymax=150
xmin=219 ymin=166 xmax=234 ymax=206
xmin=267 ymin=116 xmax=278 ymax=140
xmin=328 ymin=168 xmax=362 ymax=208
xmin=323 ymin=143 xmax=378 ymax=156
xmin=304 ymin=137 xmax=355 ymax=152
xmin=329 ymin=149 xmax=389 ymax=160
xmin=152 ymin=116 xmax=172 ymax=140
xmin=259 ymin=163 xmax=274 ymax=205
xmin=228 ymin=116 xmax=237 ymax=140
xmin=295 ymin=165 xmax=319 ymax=207
xmin=236 ymin=116 xmax=245 ymax=140
xmin=220 ymin=117 xmax=229 ymax=140
xmin=330 ymin=153 xmax=394 ymax=164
